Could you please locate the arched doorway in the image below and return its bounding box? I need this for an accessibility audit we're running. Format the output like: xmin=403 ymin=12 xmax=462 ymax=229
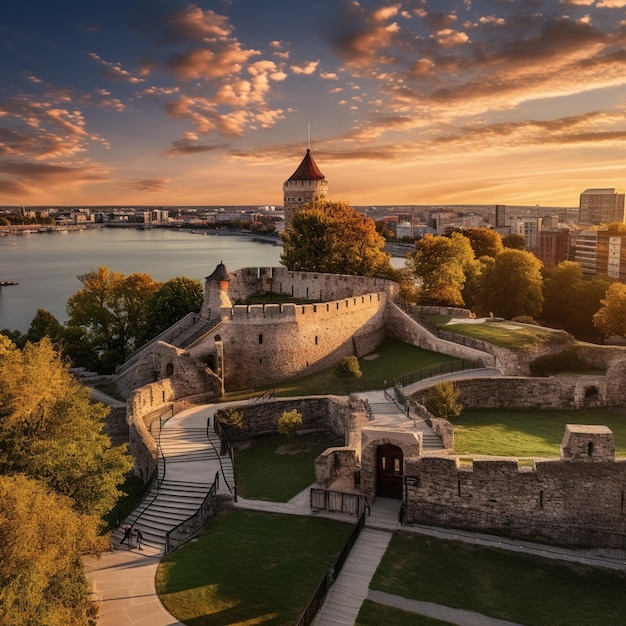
xmin=377 ymin=444 xmax=403 ymax=499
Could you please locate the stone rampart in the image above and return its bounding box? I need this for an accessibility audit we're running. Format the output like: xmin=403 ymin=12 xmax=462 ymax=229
xmin=386 ymin=303 xmax=495 ymax=367
xmin=229 ymin=267 xmax=399 ymax=303
xmin=403 ymin=426 xmax=626 ymax=546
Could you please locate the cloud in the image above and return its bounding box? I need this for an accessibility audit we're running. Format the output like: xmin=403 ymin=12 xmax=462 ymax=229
xmin=290 ymin=60 xmax=320 ymax=75
xmin=89 ymin=53 xmax=145 ymax=84
xmin=165 ymin=46 xmax=259 ymax=81
xmin=597 ymin=0 xmax=626 ymax=6
xmin=160 ymin=5 xmax=232 ymax=43
xmin=125 ymin=178 xmax=170 ymax=191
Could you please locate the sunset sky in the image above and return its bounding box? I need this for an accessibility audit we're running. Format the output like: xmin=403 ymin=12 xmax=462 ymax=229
xmin=2 ymin=0 xmax=626 ymax=208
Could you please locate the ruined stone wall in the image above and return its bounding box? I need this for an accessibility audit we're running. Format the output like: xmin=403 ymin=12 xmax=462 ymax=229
xmin=192 ymin=293 xmax=388 ymax=390
xmin=228 ymin=267 xmax=399 ymax=302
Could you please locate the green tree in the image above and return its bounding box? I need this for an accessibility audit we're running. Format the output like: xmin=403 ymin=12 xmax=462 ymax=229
xmin=424 ymin=381 xmax=463 ymax=420
xmin=0 ymin=474 xmax=103 ymax=626
xmin=593 ymin=282 xmax=626 ymax=338
xmin=143 ymin=276 xmax=203 ymax=340
xmin=502 ymin=233 xmax=526 ymax=250
xmin=67 ymin=266 xmax=161 ymax=372
xmin=477 ymin=249 xmax=544 ymax=319
xmin=277 ymin=409 xmax=302 ymax=437
xmin=0 ymin=338 xmax=132 ymax=517
xmin=542 ymin=261 xmax=584 ymax=327
xmin=408 ymin=233 xmax=477 ymax=306
xmin=280 ymin=201 xmax=392 ymax=277
xmin=25 ymin=308 xmax=64 ymax=344
xmin=461 ymin=228 xmax=503 ymax=259
xmin=335 ymin=355 xmax=363 ymax=392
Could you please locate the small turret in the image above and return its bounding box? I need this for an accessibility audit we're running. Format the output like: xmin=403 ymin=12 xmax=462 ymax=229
xmin=283 ymin=149 xmax=328 ymax=229
xmin=200 ymin=261 xmax=232 ymax=319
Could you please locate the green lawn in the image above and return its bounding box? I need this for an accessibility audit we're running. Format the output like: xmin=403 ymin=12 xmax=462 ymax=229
xmin=440 ymin=319 xmax=571 ymax=349
xmin=356 ymin=600 xmax=453 ymax=625
xmin=156 ymin=508 xmax=353 ymax=626
xmin=235 ymin=431 xmax=343 ymax=501
xmin=451 ymin=408 xmax=626 ymax=457
xmin=262 ymin=338 xmax=461 ymax=397
xmin=370 ymin=532 xmax=626 ymax=626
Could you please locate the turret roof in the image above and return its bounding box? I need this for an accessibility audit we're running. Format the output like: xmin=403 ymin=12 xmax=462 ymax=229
xmin=286 ymin=149 xmax=325 ymax=181
xmin=205 ymin=261 xmax=231 ymax=282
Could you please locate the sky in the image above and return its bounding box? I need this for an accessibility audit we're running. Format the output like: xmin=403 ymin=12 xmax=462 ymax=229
xmin=1 ymin=0 xmax=626 ymax=208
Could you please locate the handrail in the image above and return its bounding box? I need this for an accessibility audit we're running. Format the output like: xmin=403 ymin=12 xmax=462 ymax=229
xmin=129 ymin=407 xmax=171 ymax=530
xmin=165 ymin=471 xmax=220 ymax=553
xmin=213 ymin=416 xmax=237 ymax=501
xmin=207 ymin=416 xmax=235 ymax=498
xmin=393 ymin=358 xmax=481 ymax=389
xmin=297 ymin=510 xmax=367 ymax=625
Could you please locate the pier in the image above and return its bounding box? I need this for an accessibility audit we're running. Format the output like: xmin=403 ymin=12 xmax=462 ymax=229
xmin=0 ymin=281 xmax=18 ymax=287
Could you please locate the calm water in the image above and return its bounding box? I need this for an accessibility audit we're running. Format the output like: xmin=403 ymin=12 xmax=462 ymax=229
xmin=0 ymin=228 xmax=283 ymax=332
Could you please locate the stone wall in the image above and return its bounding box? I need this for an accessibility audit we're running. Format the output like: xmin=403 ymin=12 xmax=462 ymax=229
xmin=215 ymin=396 xmax=350 ymax=442
xmin=386 ymin=303 xmax=495 ymax=367
xmin=190 ymin=293 xmax=389 ymax=390
xmin=403 ymin=427 xmax=626 ymax=546
xmin=228 ymin=267 xmax=399 ymax=303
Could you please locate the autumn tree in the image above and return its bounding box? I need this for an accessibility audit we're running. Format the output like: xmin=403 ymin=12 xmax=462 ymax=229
xmin=461 ymin=228 xmax=503 ymax=259
xmin=0 ymin=337 xmax=132 ymax=517
xmin=477 ymin=249 xmax=544 ymax=319
xmin=502 ymin=233 xmax=526 ymax=250
xmin=277 ymin=409 xmax=302 ymax=437
xmin=593 ymin=282 xmax=626 ymax=338
xmin=143 ymin=276 xmax=203 ymax=340
xmin=66 ymin=266 xmax=161 ymax=372
xmin=408 ymin=233 xmax=477 ymax=306
xmin=424 ymin=381 xmax=463 ymax=420
xmin=335 ymin=355 xmax=363 ymax=393
xmin=0 ymin=474 xmax=104 ymax=626
xmin=280 ymin=201 xmax=392 ymax=277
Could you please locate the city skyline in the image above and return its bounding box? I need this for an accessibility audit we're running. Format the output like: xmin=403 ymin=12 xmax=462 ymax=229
xmin=2 ymin=0 xmax=626 ymax=208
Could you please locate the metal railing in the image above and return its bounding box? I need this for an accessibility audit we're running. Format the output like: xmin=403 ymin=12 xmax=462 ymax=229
xmin=310 ymin=488 xmax=370 ymax=517
xmin=207 ymin=416 xmax=235 ymax=499
xmin=297 ymin=509 xmax=367 ymax=626
xmin=165 ymin=472 xmax=220 ymax=553
xmin=394 ymin=359 xmax=481 ymax=389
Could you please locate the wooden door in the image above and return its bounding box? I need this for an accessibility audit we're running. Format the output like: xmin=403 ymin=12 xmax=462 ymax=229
xmin=377 ymin=444 xmax=403 ymax=499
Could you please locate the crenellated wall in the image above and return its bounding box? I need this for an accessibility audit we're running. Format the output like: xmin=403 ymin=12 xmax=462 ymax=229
xmin=402 ymin=426 xmax=626 ymax=547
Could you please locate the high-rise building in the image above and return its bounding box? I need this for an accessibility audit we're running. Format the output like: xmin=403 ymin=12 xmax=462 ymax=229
xmin=579 ymin=188 xmax=625 ymax=225
xmin=283 ymin=149 xmax=328 ymax=230
xmin=495 ymin=204 xmax=506 ymax=228
xmin=510 ymin=217 xmax=542 ymax=250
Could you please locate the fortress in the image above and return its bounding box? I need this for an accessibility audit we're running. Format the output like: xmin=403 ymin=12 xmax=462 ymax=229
xmin=117 ymin=149 xmax=626 ymax=550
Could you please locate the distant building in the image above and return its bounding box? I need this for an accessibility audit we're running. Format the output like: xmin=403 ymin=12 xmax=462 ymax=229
xmin=579 ymin=188 xmax=625 ymax=225
xmin=511 ymin=217 xmax=542 ymax=250
xmin=495 ymin=204 xmax=506 ymax=228
xmin=536 ymin=228 xmax=570 ymax=268
xmin=283 ymin=149 xmax=328 ymax=229
xmin=572 ymin=230 xmax=598 ymax=275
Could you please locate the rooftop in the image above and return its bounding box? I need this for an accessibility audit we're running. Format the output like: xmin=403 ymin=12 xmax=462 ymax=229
xmin=286 ymin=149 xmax=326 ymax=182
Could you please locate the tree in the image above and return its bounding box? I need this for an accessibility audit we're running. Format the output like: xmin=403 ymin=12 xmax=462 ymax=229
xmin=502 ymin=233 xmax=526 ymax=250
xmin=424 ymin=381 xmax=463 ymax=420
xmin=408 ymin=233 xmax=477 ymax=306
xmin=542 ymin=261 xmax=584 ymax=327
xmin=461 ymin=228 xmax=503 ymax=259
xmin=0 ymin=338 xmax=132 ymax=517
xmin=277 ymin=409 xmax=302 ymax=437
xmin=335 ymin=355 xmax=363 ymax=393
xmin=593 ymin=282 xmax=626 ymax=338
xmin=0 ymin=474 xmax=103 ymax=626
xmin=67 ymin=266 xmax=161 ymax=372
xmin=280 ymin=201 xmax=392 ymax=277
xmin=143 ymin=276 xmax=203 ymax=340
xmin=25 ymin=308 xmax=64 ymax=345
xmin=477 ymin=249 xmax=543 ymax=319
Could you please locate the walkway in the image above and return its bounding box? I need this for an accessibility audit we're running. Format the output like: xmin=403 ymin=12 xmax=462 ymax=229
xmin=86 ymin=398 xmax=626 ymax=626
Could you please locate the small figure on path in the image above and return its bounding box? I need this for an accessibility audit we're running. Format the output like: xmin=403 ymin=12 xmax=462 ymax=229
xmin=136 ymin=529 xmax=144 ymax=550
xmin=121 ymin=524 xmax=132 ymax=547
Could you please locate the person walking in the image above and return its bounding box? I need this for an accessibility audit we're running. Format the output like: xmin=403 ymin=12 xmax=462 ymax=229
xmin=121 ymin=524 xmax=132 ymax=548
xmin=136 ymin=529 xmax=144 ymax=550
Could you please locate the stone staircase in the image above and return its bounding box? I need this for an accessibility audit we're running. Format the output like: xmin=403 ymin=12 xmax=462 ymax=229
xmin=174 ymin=317 xmax=222 ymax=350
xmin=112 ymin=409 xmax=234 ymax=553
xmin=363 ymin=391 xmax=444 ymax=451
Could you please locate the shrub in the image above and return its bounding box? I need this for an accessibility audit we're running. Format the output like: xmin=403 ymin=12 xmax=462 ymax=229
xmin=277 ymin=409 xmax=302 ymax=438
xmin=216 ymin=407 xmax=244 ymax=430
xmin=512 ymin=315 xmax=539 ymax=325
xmin=335 ymin=356 xmax=362 ymax=380
xmin=424 ymin=381 xmax=463 ymax=420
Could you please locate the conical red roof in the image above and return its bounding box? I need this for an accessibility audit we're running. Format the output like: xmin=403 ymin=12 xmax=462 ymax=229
xmin=287 ymin=149 xmax=325 ymax=181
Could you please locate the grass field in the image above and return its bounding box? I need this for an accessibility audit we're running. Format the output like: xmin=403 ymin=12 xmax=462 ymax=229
xmin=156 ymin=508 xmax=353 ymax=626
xmin=370 ymin=532 xmax=626 ymax=625
xmin=235 ymin=431 xmax=343 ymax=501
xmin=451 ymin=408 xmax=626 ymax=457
xmin=356 ymin=600 xmax=451 ymax=625
xmin=260 ymin=338 xmax=461 ymax=397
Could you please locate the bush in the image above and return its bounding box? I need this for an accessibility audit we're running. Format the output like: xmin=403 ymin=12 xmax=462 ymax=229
xmin=424 ymin=381 xmax=463 ymax=419
xmin=529 ymin=349 xmax=598 ymax=377
xmin=512 ymin=315 xmax=539 ymax=325
xmin=277 ymin=409 xmax=302 ymax=437
xmin=216 ymin=407 xmax=244 ymax=430
xmin=335 ymin=356 xmax=362 ymax=380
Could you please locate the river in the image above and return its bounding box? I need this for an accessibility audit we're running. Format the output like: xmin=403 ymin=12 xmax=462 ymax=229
xmin=0 ymin=227 xmax=408 ymax=333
